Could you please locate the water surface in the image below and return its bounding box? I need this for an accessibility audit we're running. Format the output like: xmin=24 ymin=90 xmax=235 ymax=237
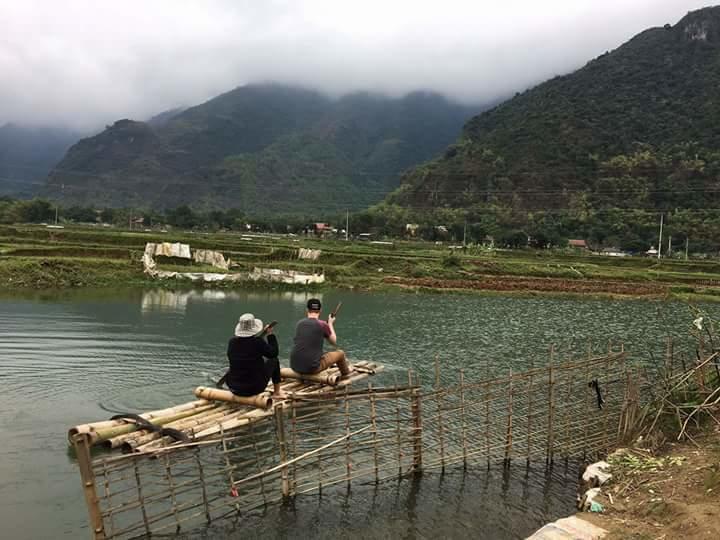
xmin=0 ymin=288 xmax=709 ymax=539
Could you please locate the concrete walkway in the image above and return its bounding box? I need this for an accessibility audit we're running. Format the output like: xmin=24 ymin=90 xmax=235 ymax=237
xmin=527 ymin=515 xmax=607 ymax=540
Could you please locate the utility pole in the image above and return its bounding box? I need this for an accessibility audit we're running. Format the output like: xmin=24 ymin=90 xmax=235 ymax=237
xmin=345 ymin=210 xmax=349 ymax=241
xmin=668 ymin=235 xmax=672 ymax=258
xmin=657 ymin=213 xmax=664 ymax=259
xmin=685 ymin=236 xmax=689 ymax=260
xmin=463 ymin=221 xmax=467 ymax=247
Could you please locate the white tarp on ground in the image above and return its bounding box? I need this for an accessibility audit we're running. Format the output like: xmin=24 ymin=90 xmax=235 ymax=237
xmin=152 ymin=270 xmax=245 ymax=283
xmin=297 ymin=248 xmax=321 ymax=260
xmin=193 ymin=249 xmax=230 ymax=270
xmin=249 ymin=267 xmax=325 ymax=284
xmin=141 ymin=242 xmax=323 ymax=284
xmin=146 ymin=242 xmax=191 ymax=259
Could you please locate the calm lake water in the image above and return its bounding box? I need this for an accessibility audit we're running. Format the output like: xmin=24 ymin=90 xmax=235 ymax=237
xmin=0 ymin=288 xmax=712 ymax=539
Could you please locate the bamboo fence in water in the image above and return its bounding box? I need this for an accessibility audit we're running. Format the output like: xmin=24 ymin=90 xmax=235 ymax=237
xmin=72 ymin=347 xmax=663 ymax=540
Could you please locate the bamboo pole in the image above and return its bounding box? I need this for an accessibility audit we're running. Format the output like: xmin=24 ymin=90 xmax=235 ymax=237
xmin=459 ymin=369 xmax=468 ymax=468
xmin=100 ymin=461 xmax=115 ymax=537
xmin=73 ymin=433 xmax=106 ymax=539
xmin=133 ymin=458 xmax=151 ymax=537
xmin=504 ymin=368 xmax=514 ymax=465
xmin=220 ymin=425 xmax=240 ymax=517
xmin=117 ymin=406 xmax=232 ymax=451
xmin=583 ymin=344 xmax=591 ymax=459
xmin=394 ymin=375 xmax=403 ymax=476
xmin=70 ymin=401 xmax=214 ymax=445
xmin=434 ymin=356 xmax=446 ymax=472
xmin=290 ymin=394 xmax=298 ymax=494
xmin=344 ymin=385 xmax=351 ymax=488
xmin=247 ymin=414 xmax=269 ymax=504
xmin=193 ymin=449 xmax=212 ymax=523
xmin=274 ymin=404 xmax=290 ymax=497
xmin=369 ymin=383 xmax=380 ymax=481
xmin=162 ymin=452 xmax=182 ymax=532
xmin=484 ymin=376 xmax=490 ymax=468
xmin=525 ymin=356 xmax=535 ymax=463
xmin=194 ymin=387 xmax=272 ymax=409
xmin=546 ymin=345 xmax=556 ymax=464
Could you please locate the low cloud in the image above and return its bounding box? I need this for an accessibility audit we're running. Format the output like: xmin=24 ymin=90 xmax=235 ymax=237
xmin=0 ymin=0 xmax=708 ymax=130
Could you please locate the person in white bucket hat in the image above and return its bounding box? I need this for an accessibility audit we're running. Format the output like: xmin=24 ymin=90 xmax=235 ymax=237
xmin=226 ymin=313 xmax=285 ymax=399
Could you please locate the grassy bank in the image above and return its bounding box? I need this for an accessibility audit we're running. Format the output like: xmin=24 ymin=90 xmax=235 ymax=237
xmin=3 ymin=224 xmax=720 ymax=299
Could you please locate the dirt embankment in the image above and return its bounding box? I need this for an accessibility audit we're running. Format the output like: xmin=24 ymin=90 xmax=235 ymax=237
xmin=584 ymin=429 xmax=720 ymax=539
xmin=383 ymin=275 xmax=668 ymax=296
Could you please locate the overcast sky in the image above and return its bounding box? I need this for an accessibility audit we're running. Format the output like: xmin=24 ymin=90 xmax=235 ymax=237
xmin=0 ymin=0 xmax=711 ymax=130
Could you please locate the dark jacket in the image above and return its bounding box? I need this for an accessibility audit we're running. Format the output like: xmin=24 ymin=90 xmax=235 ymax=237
xmin=226 ymin=334 xmax=279 ymax=395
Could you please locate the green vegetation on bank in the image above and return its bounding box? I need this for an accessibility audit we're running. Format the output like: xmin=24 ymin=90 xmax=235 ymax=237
xmin=3 ymin=223 xmax=720 ymax=300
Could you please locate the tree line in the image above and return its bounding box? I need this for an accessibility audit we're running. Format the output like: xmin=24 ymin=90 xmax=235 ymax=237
xmin=1 ymin=196 xmax=718 ymax=254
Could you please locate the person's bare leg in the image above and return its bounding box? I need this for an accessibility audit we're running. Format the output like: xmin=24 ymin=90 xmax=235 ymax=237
xmin=272 ymin=382 xmax=286 ymax=399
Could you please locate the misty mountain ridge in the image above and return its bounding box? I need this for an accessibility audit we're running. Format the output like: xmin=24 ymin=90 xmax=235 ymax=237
xmin=389 ymin=6 xmax=720 ymax=214
xmin=0 ymin=123 xmax=80 ymax=197
xmin=45 ymin=84 xmax=481 ymax=212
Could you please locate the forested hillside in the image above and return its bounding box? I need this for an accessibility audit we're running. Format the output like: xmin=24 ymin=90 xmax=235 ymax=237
xmin=45 ymin=85 xmax=479 ymax=212
xmin=381 ymin=7 xmax=720 ymax=250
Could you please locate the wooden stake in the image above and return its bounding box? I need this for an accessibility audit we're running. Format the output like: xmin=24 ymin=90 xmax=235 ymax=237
xmin=73 ymin=434 xmax=106 ymax=539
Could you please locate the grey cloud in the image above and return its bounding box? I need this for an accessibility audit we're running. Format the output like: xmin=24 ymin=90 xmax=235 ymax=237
xmin=0 ymin=0 xmax=710 ymax=130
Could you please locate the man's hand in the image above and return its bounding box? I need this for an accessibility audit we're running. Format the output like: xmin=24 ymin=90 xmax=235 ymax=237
xmin=264 ymin=324 xmax=274 ymax=335
xmin=328 ymin=314 xmax=336 ymax=326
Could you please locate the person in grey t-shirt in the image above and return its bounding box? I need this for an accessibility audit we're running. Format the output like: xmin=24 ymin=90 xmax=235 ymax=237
xmin=289 ymin=298 xmax=352 ymax=377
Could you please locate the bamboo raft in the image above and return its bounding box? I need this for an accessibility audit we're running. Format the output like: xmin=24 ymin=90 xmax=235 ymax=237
xmin=68 ymin=360 xmax=383 ymax=454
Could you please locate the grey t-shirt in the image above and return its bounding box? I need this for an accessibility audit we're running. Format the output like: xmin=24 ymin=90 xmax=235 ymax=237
xmin=290 ymin=318 xmax=331 ymax=373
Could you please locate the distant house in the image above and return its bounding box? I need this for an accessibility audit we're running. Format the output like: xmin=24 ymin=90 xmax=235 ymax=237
xmin=314 ymin=223 xmax=332 ymax=237
xmin=568 ymin=239 xmax=588 ymax=250
xmin=601 ymin=247 xmax=628 ymax=257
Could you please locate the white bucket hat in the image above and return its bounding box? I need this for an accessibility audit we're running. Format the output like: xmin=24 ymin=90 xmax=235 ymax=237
xmin=234 ymin=313 xmax=263 ymax=337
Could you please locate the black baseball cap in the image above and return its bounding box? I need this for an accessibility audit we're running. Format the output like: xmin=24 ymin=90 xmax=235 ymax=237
xmin=307 ymin=298 xmax=322 ymax=311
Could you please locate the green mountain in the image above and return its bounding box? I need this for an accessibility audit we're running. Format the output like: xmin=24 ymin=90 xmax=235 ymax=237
xmin=0 ymin=124 xmax=79 ymax=197
xmin=389 ymin=7 xmax=720 ymax=215
xmin=45 ymin=84 xmax=479 ymax=212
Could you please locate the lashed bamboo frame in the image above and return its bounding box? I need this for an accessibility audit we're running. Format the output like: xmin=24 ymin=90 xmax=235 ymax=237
xmin=74 ymin=347 xmax=673 ymax=540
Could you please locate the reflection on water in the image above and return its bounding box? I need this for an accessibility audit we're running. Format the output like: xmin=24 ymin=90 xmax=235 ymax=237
xmin=0 ymin=287 xmax=715 ymax=539
xmin=140 ymin=289 xmax=324 ymax=314
xmin=181 ymin=462 xmax=581 ymax=540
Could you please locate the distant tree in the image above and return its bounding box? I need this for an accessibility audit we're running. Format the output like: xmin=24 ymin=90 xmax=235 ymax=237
xmin=166 ymin=205 xmax=197 ymax=229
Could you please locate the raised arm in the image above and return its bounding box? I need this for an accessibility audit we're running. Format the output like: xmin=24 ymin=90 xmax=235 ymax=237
xmin=325 ymin=314 xmax=338 ymax=346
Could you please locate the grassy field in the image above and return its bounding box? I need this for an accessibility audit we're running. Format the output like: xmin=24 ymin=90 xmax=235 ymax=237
xmin=2 ymin=223 xmax=720 ymax=299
